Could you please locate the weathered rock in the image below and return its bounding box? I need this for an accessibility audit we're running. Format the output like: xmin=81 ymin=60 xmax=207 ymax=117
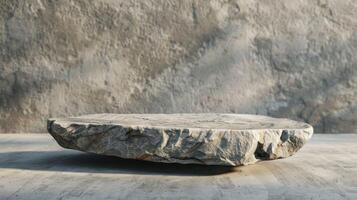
xmin=48 ymin=114 xmax=313 ymax=166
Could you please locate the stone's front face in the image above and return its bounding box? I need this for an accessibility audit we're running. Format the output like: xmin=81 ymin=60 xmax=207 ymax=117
xmin=48 ymin=114 xmax=313 ymax=166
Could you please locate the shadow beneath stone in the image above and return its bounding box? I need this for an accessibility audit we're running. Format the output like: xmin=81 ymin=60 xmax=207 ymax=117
xmin=0 ymin=151 xmax=237 ymax=176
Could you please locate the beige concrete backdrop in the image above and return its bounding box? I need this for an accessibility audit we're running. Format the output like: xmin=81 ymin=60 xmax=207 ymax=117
xmin=1 ymin=0 xmax=356 ymax=133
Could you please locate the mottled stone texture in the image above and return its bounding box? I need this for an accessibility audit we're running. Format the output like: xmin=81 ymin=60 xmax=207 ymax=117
xmin=1 ymin=0 xmax=357 ymax=133
xmin=48 ymin=114 xmax=313 ymax=166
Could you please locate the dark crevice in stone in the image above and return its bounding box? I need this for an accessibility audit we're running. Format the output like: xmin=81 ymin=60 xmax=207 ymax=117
xmin=254 ymin=142 xmax=270 ymax=160
xmin=47 ymin=119 xmax=55 ymax=133
xmin=280 ymin=130 xmax=289 ymax=142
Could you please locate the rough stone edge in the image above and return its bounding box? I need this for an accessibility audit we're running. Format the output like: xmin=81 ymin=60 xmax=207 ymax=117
xmin=47 ymin=118 xmax=314 ymax=166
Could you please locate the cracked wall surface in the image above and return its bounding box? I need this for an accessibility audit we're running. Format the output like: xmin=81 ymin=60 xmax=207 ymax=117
xmin=1 ymin=0 xmax=356 ymax=133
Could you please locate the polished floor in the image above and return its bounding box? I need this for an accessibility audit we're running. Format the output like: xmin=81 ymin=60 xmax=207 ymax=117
xmin=0 ymin=134 xmax=356 ymax=200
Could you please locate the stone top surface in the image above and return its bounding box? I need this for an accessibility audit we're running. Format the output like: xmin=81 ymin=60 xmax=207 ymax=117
xmin=51 ymin=113 xmax=312 ymax=131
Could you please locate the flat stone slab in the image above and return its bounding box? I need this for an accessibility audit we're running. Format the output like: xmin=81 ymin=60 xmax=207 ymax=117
xmin=47 ymin=114 xmax=313 ymax=166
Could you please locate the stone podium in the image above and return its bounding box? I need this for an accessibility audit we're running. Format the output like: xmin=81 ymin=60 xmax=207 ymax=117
xmin=48 ymin=114 xmax=313 ymax=166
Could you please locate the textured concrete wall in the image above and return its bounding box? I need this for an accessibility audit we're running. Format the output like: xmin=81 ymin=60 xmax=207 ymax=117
xmin=1 ymin=0 xmax=356 ymax=133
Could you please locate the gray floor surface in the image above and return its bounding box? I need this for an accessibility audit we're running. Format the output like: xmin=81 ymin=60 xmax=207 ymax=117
xmin=0 ymin=134 xmax=356 ymax=200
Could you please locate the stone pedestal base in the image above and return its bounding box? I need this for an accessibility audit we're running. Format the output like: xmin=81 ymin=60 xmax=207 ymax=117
xmin=48 ymin=114 xmax=313 ymax=166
